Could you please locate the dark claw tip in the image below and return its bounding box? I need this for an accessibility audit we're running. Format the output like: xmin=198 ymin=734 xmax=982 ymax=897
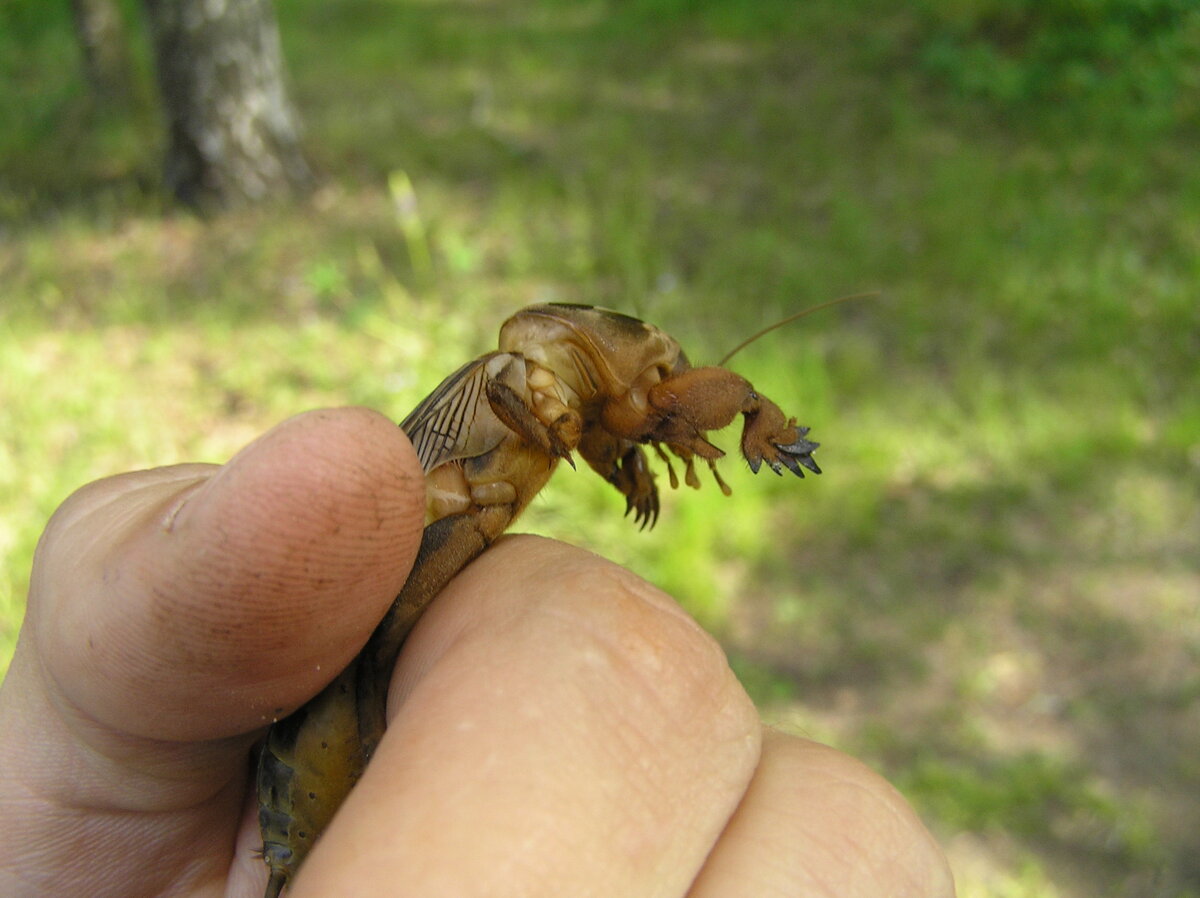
xmin=779 ymin=454 xmax=805 ymax=477
xmin=774 ymin=436 xmax=821 ymax=476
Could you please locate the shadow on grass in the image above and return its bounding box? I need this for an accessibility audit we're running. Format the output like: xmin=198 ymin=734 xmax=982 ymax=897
xmin=731 ymin=447 xmax=1200 ymax=896
xmin=3 ymin=0 xmax=892 ymax=331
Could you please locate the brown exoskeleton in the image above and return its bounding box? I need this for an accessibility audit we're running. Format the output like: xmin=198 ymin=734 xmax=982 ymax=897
xmin=256 ymin=303 xmax=821 ymax=897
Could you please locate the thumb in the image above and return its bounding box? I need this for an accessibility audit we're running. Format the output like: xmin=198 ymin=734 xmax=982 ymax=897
xmin=24 ymin=406 xmax=426 ymax=743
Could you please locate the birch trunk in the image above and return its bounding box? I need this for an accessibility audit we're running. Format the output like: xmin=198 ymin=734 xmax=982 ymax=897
xmin=142 ymin=0 xmax=311 ymax=207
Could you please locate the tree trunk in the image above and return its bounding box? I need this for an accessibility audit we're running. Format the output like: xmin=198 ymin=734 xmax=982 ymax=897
xmin=141 ymin=0 xmax=311 ymax=208
xmin=69 ymin=0 xmax=135 ymax=103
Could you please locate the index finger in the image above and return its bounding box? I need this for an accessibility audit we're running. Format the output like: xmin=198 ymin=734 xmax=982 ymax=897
xmin=292 ymin=536 xmax=763 ymax=898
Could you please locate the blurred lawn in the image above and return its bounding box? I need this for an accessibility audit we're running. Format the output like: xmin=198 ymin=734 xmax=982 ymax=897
xmin=2 ymin=0 xmax=1199 ymax=895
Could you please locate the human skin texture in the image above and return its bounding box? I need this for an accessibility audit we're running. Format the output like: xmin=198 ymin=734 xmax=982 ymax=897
xmin=0 ymin=408 xmax=954 ymax=898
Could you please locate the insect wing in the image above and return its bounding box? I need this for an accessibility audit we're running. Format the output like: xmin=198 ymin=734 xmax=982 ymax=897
xmin=400 ymin=353 xmax=521 ymax=472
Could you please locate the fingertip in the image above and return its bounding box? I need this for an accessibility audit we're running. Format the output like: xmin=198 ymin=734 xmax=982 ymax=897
xmin=692 ymin=729 xmax=955 ymax=898
xmin=298 ymin=537 xmax=762 ymax=897
xmin=784 ymin=736 xmax=954 ymax=898
xmin=34 ymin=408 xmax=427 ymax=741
xmin=392 ymin=535 xmax=760 ymax=752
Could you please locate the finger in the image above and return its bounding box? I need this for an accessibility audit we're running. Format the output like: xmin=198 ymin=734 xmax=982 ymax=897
xmin=23 ymin=406 xmax=426 ymax=742
xmin=688 ymin=730 xmax=955 ymax=898
xmin=1 ymin=408 xmax=425 ymax=895
xmin=292 ymin=536 xmax=762 ymax=898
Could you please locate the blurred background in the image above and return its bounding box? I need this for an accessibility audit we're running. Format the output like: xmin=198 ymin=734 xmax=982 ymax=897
xmin=1 ymin=0 xmax=1197 ymax=894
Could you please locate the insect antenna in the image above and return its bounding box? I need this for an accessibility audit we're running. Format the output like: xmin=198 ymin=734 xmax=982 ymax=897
xmin=716 ymin=291 xmax=880 ymax=367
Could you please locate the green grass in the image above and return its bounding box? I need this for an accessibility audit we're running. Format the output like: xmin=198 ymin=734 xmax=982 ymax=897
xmin=3 ymin=1 xmax=1200 ymax=895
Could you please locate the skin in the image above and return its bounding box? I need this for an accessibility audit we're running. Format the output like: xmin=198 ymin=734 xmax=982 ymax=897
xmin=0 ymin=407 xmax=955 ymax=898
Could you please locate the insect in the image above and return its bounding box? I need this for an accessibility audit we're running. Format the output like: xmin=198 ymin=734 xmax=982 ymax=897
xmin=256 ymin=302 xmax=822 ymax=896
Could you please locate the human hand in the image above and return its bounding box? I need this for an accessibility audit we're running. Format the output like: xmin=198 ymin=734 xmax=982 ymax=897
xmin=0 ymin=408 xmax=953 ymax=897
